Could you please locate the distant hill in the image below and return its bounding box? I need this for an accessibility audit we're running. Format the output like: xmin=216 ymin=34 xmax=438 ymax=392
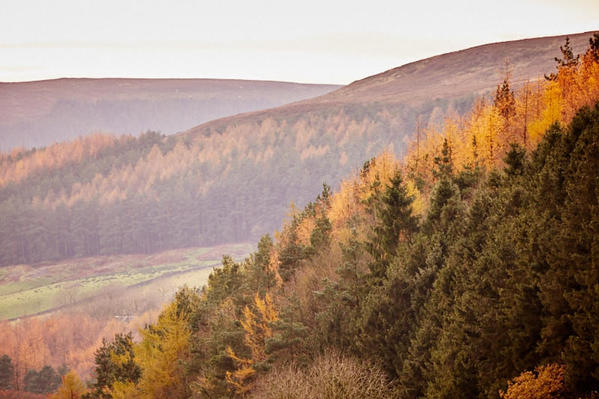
xmin=0 ymin=78 xmax=340 ymax=150
xmin=0 ymin=31 xmax=596 ymax=267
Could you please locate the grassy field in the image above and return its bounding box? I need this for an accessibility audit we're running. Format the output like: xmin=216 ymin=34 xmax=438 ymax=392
xmin=0 ymin=243 xmax=253 ymax=320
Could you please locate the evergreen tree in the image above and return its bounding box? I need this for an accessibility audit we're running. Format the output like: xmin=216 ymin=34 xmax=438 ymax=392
xmin=23 ymin=365 xmax=61 ymax=394
xmin=0 ymin=355 xmax=14 ymax=390
xmin=546 ymin=36 xmax=580 ymax=80
xmin=243 ymin=235 xmax=276 ymax=295
xmin=366 ymin=169 xmax=418 ymax=279
xmin=495 ymin=78 xmax=516 ymax=120
xmin=278 ymin=222 xmax=305 ymax=282
xmin=589 ymin=33 xmax=599 ymax=62
xmin=432 ymin=138 xmax=454 ymax=179
xmin=85 ymin=333 xmax=140 ymax=399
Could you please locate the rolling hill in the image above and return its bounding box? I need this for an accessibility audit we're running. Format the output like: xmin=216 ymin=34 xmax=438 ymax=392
xmin=0 ymin=31 xmax=595 ymax=267
xmin=0 ymin=78 xmax=340 ymax=150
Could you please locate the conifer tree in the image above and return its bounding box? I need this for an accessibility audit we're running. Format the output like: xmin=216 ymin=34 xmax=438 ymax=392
xmin=495 ymin=78 xmax=516 ymax=120
xmin=546 ymin=37 xmax=580 ymax=80
xmin=85 ymin=333 xmax=140 ymax=399
xmin=366 ymin=169 xmax=418 ymax=279
xmin=0 ymin=355 xmax=14 ymax=390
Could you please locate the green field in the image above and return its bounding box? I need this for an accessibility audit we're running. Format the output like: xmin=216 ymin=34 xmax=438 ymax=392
xmin=0 ymin=243 xmax=253 ymax=320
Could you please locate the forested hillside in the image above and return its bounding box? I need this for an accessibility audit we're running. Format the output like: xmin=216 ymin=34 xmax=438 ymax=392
xmin=0 ymin=32 xmax=593 ymax=267
xmin=30 ymin=34 xmax=599 ymax=399
xmin=0 ymin=78 xmax=340 ymax=150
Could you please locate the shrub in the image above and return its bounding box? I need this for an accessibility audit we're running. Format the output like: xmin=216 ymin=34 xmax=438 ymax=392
xmin=250 ymin=350 xmax=396 ymax=399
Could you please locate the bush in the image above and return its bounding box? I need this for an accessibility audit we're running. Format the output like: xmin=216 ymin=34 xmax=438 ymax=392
xmin=250 ymin=350 xmax=397 ymax=399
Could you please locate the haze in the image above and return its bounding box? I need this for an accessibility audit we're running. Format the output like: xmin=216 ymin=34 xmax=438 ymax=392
xmin=2 ymin=0 xmax=598 ymax=84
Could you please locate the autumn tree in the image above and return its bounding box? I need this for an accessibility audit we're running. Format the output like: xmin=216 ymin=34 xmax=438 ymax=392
xmin=111 ymin=288 xmax=200 ymax=399
xmin=52 ymin=371 xmax=88 ymax=399
xmin=226 ymin=293 xmax=278 ymax=395
xmin=500 ymin=364 xmax=568 ymax=399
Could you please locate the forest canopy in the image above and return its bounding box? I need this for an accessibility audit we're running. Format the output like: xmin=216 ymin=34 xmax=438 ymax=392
xmin=59 ymin=34 xmax=599 ymax=399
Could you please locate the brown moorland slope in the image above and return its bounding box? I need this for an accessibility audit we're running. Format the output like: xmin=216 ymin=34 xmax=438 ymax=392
xmin=183 ymin=31 xmax=592 ymax=135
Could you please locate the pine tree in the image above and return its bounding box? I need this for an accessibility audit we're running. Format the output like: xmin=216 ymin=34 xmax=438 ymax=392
xmin=546 ymin=36 xmax=580 ymax=80
xmin=0 ymin=355 xmax=14 ymax=390
xmin=85 ymin=333 xmax=140 ymax=399
xmin=495 ymin=78 xmax=516 ymax=120
xmin=366 ymin=169 xmax=418 ymax=279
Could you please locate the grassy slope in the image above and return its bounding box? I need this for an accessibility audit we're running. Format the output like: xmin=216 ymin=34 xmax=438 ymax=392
xmin=0 ymin=243 xmax=252 ymax=320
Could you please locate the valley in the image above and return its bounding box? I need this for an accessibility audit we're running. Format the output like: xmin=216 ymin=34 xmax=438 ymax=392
xmin=0 ymin=243 xmax=252 ymax=320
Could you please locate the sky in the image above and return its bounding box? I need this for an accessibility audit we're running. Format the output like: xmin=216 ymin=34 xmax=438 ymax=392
xmin=1 ymin=0 xmax=598 ymax=85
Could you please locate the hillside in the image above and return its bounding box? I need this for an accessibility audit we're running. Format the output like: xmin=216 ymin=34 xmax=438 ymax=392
xmin=70 ymin=36 xmax=599 ymax=399
xmin=319 ymin=33 xmax=591 ymax=104
xmin=0 ymin=32 xmax=596 ymax=268
xmin=0 ymin=78 xmax=340 ymax=150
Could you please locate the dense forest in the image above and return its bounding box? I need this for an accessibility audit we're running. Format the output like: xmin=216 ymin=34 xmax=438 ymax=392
xmin=1 ymin=34 xmax=593 ymax=399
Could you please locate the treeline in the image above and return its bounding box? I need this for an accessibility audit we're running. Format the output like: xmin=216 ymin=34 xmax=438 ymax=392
xmin=0 ymin=96 xmax=469 ymax=267
xmin=0 ymin=356 xmax=64 ymax=395
xmin=0 ymin=360 xmax=86 ymax=399
xmin=70 ymin=36 xmax=599 ymax=398
xmin=0 ymin=310 xmax=157 ymax=394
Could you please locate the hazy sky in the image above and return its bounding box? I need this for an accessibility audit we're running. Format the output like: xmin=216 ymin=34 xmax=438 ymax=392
xmin=1 ymin=0 xmax=598 ymax=84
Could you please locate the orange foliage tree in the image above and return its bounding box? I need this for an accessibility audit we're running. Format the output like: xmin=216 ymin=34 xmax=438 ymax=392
xmin=401 ymin=35 xmax=599 ymax=213
xmin=499 ymin=363 xmax=567 ymax=399
xmin=0 ymin=311 xmax=155 ymax=390
xmin=226 ymin=293 xmax=278 ymax=395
